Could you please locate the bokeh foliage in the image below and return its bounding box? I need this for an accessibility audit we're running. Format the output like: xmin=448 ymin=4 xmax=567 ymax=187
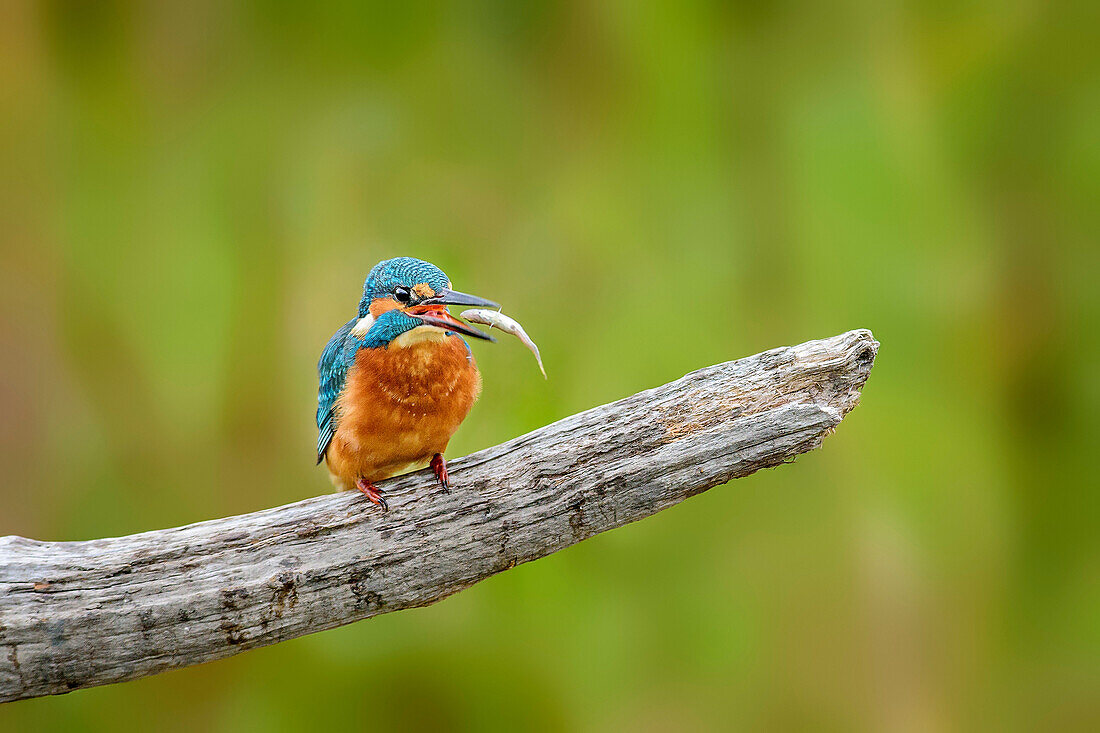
xmin=1 ymin=0 xmax=1097 ymax=730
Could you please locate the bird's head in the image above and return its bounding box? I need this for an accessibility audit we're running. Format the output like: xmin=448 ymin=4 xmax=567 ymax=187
xmin=351 ymin=257 xmax=497 ymax=345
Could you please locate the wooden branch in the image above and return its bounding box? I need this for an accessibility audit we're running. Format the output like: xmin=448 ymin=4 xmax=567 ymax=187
xmin=0 ymin=330 xmax=877 ymax=703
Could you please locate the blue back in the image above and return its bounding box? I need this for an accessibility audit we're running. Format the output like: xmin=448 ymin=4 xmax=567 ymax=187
xmin=315 ymin=318 xmax=358 ymax=462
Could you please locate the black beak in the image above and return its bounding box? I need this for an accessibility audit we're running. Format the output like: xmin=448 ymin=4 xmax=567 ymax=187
xmin=423 ymin=288 xmax=500 ymax=309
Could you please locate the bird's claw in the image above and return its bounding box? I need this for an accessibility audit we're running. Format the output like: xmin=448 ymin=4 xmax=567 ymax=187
xmin=430 ymin=453 xmax=450 ymax=493
xmin=355 ymin=477 xmax=389 ymax=511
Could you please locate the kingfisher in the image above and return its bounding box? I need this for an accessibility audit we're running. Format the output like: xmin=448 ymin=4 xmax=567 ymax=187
xmin=316 ymin=257 xmax=498 ymax=510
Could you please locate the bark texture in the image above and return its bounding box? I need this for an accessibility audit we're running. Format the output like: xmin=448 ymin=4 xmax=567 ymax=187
xmin=0 ymin=330 xmax=878 ymax=703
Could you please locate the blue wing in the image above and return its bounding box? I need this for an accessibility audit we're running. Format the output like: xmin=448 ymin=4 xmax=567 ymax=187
xmin=316 ymin=318 xmax=360 ymax=464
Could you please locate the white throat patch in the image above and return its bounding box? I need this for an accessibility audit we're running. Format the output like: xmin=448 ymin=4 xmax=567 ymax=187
xmin=350 ymin=315 xmax=375 ymax=339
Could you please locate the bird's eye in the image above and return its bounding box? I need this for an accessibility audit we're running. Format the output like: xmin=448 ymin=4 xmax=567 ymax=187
xmin=393 ymin=286 xmax=412 ymax=303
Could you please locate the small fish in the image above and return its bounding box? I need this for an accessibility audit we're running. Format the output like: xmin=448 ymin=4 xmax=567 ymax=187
xmin=461 ymin=308 xmax=547 ymax=379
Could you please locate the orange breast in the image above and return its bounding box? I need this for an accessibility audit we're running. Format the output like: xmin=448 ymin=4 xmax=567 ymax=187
xmin=324 ymin=332 xmax=481 ymax=489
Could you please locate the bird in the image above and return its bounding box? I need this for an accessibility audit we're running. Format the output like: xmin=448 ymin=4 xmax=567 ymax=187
xmin=316 ymin=257 xmax=498 ymax=510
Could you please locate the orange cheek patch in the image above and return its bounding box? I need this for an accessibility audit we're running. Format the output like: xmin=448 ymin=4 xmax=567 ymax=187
xmin=369 ymin=298 xmax=401 ymax=318
xmin=412 ymin=283 xmax=435 ymax=299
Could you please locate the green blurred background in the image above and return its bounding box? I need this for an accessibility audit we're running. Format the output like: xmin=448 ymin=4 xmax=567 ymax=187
xmin=1 ymin=0 xmax=1097 ymax=730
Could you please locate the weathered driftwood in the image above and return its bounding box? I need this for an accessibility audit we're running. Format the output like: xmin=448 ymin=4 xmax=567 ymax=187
xmin=0 ymin=330 xmax=877 ymax=703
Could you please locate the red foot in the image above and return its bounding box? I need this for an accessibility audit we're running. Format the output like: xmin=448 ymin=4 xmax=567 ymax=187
xmin=355 ymin=477 xmax=389 ymax=511
xmin=430 ymin=453 xmax=450 ymax=492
